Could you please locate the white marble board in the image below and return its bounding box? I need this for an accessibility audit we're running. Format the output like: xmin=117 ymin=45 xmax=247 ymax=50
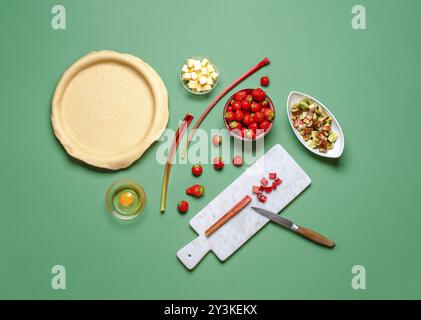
xmin=177 ymin=144 xmax=311 ymax=269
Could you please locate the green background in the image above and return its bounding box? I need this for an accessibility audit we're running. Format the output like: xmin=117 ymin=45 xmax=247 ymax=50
xmin=1 ymin=0 xmax=420 ymax=299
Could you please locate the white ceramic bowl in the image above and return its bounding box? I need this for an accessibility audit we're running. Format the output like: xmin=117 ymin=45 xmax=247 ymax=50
xmin=286 ymin=91 xmax=344 ymax=158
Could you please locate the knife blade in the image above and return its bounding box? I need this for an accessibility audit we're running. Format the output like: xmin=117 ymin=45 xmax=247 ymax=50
xmin=251 ymin=207 xmax=335 ymax=248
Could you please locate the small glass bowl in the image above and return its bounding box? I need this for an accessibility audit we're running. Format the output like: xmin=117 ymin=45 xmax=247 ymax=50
xmin=179 ymin=55 xmax=220 ymax=95
xmin=106 ymin=179 xmax=146 ymax=221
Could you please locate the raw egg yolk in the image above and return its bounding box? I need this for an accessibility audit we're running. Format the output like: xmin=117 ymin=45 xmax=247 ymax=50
xmin=119 ymin=191 xmax=134 ymax=207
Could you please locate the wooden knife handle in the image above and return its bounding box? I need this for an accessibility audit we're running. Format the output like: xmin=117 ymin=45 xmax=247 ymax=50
xmin=296 ymin=226 xmax=335 ymax=248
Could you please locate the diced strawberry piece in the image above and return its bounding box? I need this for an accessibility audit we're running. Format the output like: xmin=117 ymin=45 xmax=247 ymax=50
xmin=269 ymin=173 xmax=277 ymax=180
xmin=258 ymin=194 xmax=267 ymax=203
xmin=252 ymin=186 xmax=260 ymax=194
xmin=261 ymin=177 xmax=268 ymax=186
xmin=264 ymin=186 xmax=272 ymax=193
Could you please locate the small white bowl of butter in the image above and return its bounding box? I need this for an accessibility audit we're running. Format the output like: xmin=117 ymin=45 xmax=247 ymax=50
xmin=180 ymin=56 xmax=220 ymax=95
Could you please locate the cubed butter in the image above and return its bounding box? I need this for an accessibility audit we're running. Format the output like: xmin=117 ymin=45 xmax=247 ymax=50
xmin=182 ymin=72 xmax=192 ymax=81
xmin=187 ymin=59 xmax=195 ymax=68
xmin=199 ymin=76 xmax=208 ymax=85
xmin=193 ymin=60 xmax=201 ymax=71
xmin=207 ymin=64 xmax=215 ymax=73
xmin=206 ymin=77 xmax=214 ymax=85
xmin=191 ymin=72 xmax=198 ymax=80
xmin=201 ymin=58 xmax=209 ymax=67
xmin=201 ymin=67 xmax=208 ymax=75
xmin=210 ymin=72 xmax=219 ymax=80
xmin=188 ymin=80 xmax=197 ymax=89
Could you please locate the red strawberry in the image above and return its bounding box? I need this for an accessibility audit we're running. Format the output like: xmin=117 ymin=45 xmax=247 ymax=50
xmin=260 ymin=76 xmax=270 ymax=87
xmin=262 ymin=107 xmax=274 ymax=121
xmin=261 ymin=177 xmax=268 ymax=186
xmin=232 ymin=101 xmax=242 ymax=111
xmin=261 ymin=98 xmax=270 ymax=107
xmin=243 ymin=128 xmax=256 ymax=140
xmin=226 ymin=105 xmax=233 ymax=112
xmin=224 ymin=111 xmax=235 ymax=122
xmin=212 ymin=135 xmax=222 ymax=146
xmin=259 ymin=120 xmax=271 ymax=131
xmin=234 ymin=110 xmax=244 ymax=121
xmin=233 ymin=155 xmax=243 ymax=167
xmin=248 ymin=122 xmax=258 ymax=131
xmin=234 ymin=90 xmax=247 ymax=101
xmin=254 ymin=112 xmax=264 ymax=123
xmin=177 ymin=200 xmax=189 ymax=213
xmin=213 ymin=157 xmax=224 ymax=170
xmin=191 ymin=164 xmax=203 ymax=176
xmin=186 ymin=184 xmax=205 ymax=198
xmin=251 ymin=88 xmax=266 ymax=102
xmin=251 ymin=102 xmax=261 ymax=113
xmin=242 ymin=114 xmax=253 ymax=126
xmin=241 ymin=100 xmax=251 ymax=111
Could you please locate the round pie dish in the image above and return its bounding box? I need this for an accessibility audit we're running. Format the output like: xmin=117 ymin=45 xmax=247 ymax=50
xmin=51 ymin=50 xmax=169 ymax=170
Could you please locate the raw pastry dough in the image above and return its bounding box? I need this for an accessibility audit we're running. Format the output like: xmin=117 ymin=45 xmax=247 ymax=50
xmin=51 ymin=50 xmax=168 ymax=170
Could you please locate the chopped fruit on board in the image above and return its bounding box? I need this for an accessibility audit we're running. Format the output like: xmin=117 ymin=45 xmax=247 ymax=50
xmin=233 ymin=155 xmax=243 ymax=167
xmin=261 ymin=177 xmax=268 ymax=186
xmin=186 ymin=184 xmax=205 ymax=198
xmin=177 ymin=200 xmax=189 ymax=213
xmin=258 ymin=194 xmax=267 ymax=203
xmin=269 ymin=173 xmax=277 ymax=180
xmin=252 ymin=186 xmax=260 ymax=194
xmin=191 ymin=164 xmax=203 ymax=177
xmin=291 ymin=97 xmax=338 ymax=153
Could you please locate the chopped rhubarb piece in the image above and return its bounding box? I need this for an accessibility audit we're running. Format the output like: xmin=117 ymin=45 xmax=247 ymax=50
xmin=264 ymin=186 xmax=272 ymax=193
xmin=269 ymin=172 xmax=277 ymax=180
xmin=259 ymin=185 xmax=265 ymax=191
xmin=271 ymin=183 xmax=277 ymax=190
xmin=252 ymin=186 xmax=260 ymax=194
xmin=274 ymin=178 xmax=282 ymax=186
xmin=256 ymin=192 xmax=263 ymax=199
xmin=261 ymin=177 xmax=268 ymax=186
xmin=258 ymin=194 xmax=267 ymax=203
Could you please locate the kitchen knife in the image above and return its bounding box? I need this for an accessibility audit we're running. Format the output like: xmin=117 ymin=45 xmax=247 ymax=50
xmin=251 ymin=207 xmax=335 ymax=248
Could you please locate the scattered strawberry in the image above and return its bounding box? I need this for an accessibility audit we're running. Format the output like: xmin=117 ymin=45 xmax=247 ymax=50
xmin=234 ymin=90 xmax=247 ymax=101
xmin=191 ymin=164 xmax=203 ymax=177
xmin=213 ymin=157 xmax=224 ymax=170
xmin=251 ymin=88 xmax=266 ymax=102
xmin=261 ymin=177 xmax=268 ymax=186
xmin=259 ymin=120 xmax=271 ymax=131
xmin=233 ymin=155 xmax=243 ymax=167
xmin=269 ymin=173 xmax=277 ymax=180
xmin=212 ymin=135 xmax=222 ymax=146
xmin=234 ymin=110 xmax=244 ymax=122
xmin=260 ymin=76 xmax=270 ymax=87
xmin=177 ymin=200 xmax=189 ymax=213
xmin=224 ymin=111 xmax=235 ymax=122
xmin=186 ymin=184 xmax=205 ymax=198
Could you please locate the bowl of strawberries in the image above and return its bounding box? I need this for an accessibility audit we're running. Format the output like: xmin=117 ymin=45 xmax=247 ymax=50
xmin=223 ymin=88 xmax=275 ymax=141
